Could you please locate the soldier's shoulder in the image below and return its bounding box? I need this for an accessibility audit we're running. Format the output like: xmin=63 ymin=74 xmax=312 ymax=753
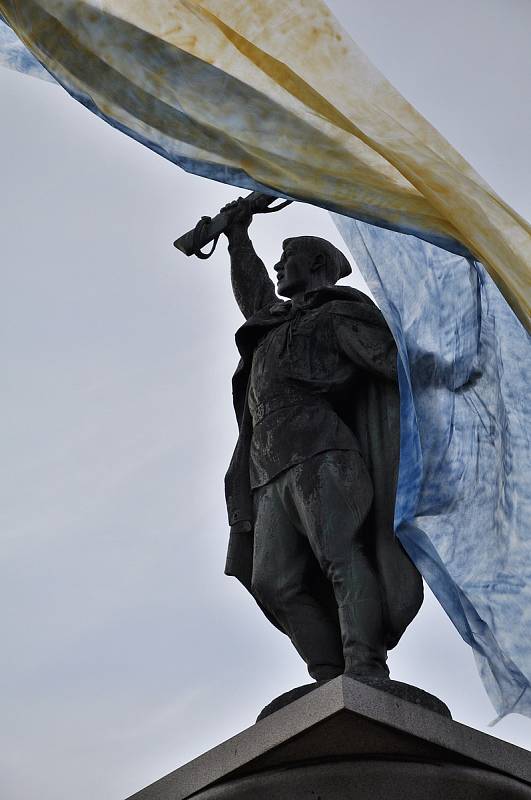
xmin=316 ymin=287 xmax=383 ymax=320
xmin=316 ymin=285 xmax=375 ymax=307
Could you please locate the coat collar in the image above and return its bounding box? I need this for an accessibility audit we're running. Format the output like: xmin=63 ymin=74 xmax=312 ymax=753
xmin=235 ymin=285 xmax=377 ymax=359
xmin=268 ymin=285 xmax=374 ymax=316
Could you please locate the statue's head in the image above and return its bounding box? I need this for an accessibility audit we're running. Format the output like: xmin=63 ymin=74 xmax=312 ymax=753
xmin=274 ymin=236 xmax=352 ymax=299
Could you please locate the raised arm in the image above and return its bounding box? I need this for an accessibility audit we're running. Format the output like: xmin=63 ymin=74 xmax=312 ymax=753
xmin=223 ymin=197 xmax=276 ymax=320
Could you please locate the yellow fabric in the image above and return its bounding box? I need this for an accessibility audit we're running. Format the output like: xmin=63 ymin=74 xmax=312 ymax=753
xmin=2 ymin=0 xmax=529 ymax=327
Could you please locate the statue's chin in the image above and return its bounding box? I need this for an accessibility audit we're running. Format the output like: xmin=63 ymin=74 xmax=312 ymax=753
xmin=276 ymin=280 xmax=299 ymax=298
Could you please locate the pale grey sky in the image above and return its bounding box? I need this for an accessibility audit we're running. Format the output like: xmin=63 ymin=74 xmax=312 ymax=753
xmin=1 ymin=2 xmax=531 ymax=799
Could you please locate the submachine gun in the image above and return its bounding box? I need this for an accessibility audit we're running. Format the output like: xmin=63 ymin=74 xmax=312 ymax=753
xmin=173 ymin=191 xmax=292 ymax=259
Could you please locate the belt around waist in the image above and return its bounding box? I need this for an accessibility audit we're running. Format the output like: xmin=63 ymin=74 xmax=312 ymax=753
xmin=251 ymin=395 xmax=327 ymax=424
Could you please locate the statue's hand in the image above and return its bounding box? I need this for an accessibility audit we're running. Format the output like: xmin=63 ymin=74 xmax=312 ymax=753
xmin=221 ymin=196 xmax=253 ymax=236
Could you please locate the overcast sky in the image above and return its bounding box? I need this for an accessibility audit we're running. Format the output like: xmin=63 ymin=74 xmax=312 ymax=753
xmin=1 ymin=2 xmax=531 ymax=799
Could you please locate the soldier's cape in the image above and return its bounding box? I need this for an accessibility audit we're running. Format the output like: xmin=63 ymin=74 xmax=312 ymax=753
xmin=224 ymin=285 xmax=423 ymax=650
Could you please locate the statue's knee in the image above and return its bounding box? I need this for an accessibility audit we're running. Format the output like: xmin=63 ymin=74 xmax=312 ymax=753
xmin=251 ymin=572 xmax=299 ymax=613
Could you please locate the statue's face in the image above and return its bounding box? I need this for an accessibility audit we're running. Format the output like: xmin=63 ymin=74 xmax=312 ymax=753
xmin=274 ymin=241 xmax=319 ymax=298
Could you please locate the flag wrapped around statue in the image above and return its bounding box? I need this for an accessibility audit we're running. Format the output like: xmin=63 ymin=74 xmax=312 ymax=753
xmin=1 ymin=0 xmax=530 ymax=718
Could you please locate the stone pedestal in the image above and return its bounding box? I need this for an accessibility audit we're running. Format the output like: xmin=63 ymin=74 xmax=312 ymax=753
xmin=125 ymin=676 xmax=531 ymax=799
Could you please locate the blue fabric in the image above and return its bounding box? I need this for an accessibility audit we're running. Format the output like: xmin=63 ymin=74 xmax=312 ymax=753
xmin=334 ymin=215 xmax=531 ymax=719
xmin=0 ymin=18 xmax=53 ymax=80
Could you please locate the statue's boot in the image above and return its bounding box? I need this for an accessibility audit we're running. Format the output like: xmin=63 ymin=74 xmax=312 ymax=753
xmin=337 ymin=596 xmax=451 ymax=717
xmin=338 ymin=596 xmax=389 ymax=679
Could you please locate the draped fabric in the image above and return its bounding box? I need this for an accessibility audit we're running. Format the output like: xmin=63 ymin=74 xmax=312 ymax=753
xmin=1 ymin=0 xmax=529 ymax=328
xmin=334 ymin=216 xmax=531 ymax=718
xmin=1 ymin=1 xmax=530 ymax=718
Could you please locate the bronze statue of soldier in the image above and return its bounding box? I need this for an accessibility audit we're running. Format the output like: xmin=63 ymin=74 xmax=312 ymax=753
xmin=211 ymin=195 xmax=423 ymax=705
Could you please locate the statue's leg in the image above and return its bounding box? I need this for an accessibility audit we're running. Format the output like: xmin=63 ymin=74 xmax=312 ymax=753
xmin=294 ymin=451 xmax=389 ymax=680
xmin=252 ymin=478 xmax=344 ymax=681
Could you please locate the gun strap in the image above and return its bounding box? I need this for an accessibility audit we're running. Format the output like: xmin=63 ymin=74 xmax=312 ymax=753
xmin=192 ymin=216 xmax=220 ymax=259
